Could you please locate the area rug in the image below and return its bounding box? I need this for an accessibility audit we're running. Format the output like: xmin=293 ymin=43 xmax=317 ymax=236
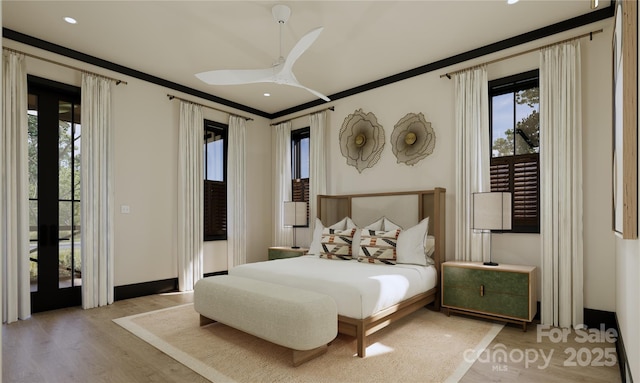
xmin=114 ymin=303 xmax=503 ymax=383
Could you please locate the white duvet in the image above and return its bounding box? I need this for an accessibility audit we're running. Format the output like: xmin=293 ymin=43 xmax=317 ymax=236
xmin=229 ymin=255 xmax=437 ymax=319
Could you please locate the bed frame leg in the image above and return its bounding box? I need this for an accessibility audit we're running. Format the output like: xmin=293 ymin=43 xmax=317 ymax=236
xmin=199 ymin=314 xmax=216 ymax=326
xmin=292 ymin=345 xmax=328 ymax=366
xmin=356 ymin=324 xmax=366 ymax=358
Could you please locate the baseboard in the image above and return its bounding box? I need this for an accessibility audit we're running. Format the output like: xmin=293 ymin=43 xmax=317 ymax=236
xmin=114 ymin=278 xmax=178 ymax=301
xmin=114 ymin=271 xmax=229 ymax=301
xmin=203 ymin=271 xmax=228 ymax=278
xmin=583 ymin=309 xmax=628 ymax=383
xmin=584 ymin=308 xmax=617 ymax=330
xmin=532 ymin=304 xmax=617 ymax=330
xmin=615 ymin=314 xmax=634 ymax=383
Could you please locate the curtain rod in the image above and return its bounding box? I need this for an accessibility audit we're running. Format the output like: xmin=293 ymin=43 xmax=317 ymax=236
xmin=440 ymin=28 xmax=603 ymax=79
xmin=167 ymin=94 xmax=254 ymax=121
xmin=270 ymin=106 xmax=335 ymax=126
xmin=3 ymin=46 xmax=128 ymax=85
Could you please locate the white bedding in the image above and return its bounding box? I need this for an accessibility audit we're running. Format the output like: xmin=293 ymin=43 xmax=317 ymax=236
xmin=229 ymin=255 xmax=437 ymax=319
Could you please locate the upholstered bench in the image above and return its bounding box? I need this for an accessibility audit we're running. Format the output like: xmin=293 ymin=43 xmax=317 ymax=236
xmin=193 ymin=275 xmax=338 ymax=366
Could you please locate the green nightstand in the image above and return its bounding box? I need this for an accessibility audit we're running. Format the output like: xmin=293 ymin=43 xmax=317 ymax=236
xmin=441 ymin=261 xmax=537 ymax=331
xmin=268 ymin=246 xmax=309 ymax=260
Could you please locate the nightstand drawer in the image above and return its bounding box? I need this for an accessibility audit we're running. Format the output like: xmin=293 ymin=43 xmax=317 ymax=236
xmin=443 ymin=283 xmax=529 ymax=320
xmin=444 ymin=266 xmax=529 ymax=297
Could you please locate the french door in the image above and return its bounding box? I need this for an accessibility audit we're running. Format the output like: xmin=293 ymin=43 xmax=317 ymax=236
xmin=28 ymin=77 xmax=82 ymax=312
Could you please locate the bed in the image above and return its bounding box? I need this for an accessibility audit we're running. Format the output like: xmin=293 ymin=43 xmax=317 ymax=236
xmin=230 ymin=188 xmax=446 ymax=357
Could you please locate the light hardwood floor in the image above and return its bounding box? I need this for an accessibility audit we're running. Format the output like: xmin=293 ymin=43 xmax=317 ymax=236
xmin=2 ymin=293 xmax=622 ymax=383
xmin=460 ymin=317 xmax=622 ymax=383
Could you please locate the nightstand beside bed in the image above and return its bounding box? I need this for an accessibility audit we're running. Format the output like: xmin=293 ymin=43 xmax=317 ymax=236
xmin=441 ymin=261 xmax=537 ymax=331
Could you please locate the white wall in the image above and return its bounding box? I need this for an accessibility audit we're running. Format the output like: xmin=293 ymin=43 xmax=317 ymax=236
xmin=286 ymin=19 xmax=615 ymax=314
xmin=2 ymin=39 xmax=272 ymax=287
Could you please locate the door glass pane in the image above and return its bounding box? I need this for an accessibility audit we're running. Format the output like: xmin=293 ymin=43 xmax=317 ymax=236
xmin=28 ymin=94 xmax=39 ymax=292
xmin=28 ymin=94 xmax=38 ymax=199
xmin=59 ymin=201 xmax=72 ymax=288
xmin=73 ymin=201 xmax=82 ymax=286
xmin=59 ymin=101 xmax=73 ymax=200
xmin=29 ymin=202 xmax=38 ymax=292
xmin=73 ymin=105 xmax=81 ymax=200
xmin=58 ymin=100 xmax=81 ymax=289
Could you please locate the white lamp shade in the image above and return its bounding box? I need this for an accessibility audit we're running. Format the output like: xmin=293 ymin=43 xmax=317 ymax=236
xmin=472 ymin=192 xmax=512 ymax=230
xmin=284 ymin=201 xmax=307 ymax=227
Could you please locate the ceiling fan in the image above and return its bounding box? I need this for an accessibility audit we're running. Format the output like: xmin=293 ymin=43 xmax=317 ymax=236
xmin=195 ymin=4 xmax=330 ymax=102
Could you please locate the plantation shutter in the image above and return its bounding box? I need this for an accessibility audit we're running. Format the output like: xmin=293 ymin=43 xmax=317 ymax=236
xmin=292 ymin=178 xmax=310 ymax=224
xmin=204 ymin=180 xmax=227 ymax=239
xmin=490 ymin=153 xmax=539 ymax=232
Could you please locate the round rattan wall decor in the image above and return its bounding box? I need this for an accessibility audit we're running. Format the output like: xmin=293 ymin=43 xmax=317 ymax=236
xmin=339 ymin=109 xmax=385 ymax=173
xmin=391 ymin=112 xmax=435 ymax=166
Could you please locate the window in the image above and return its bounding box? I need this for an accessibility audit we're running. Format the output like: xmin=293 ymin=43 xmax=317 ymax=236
xmin=489 ymin=70 xmax=540 ymax=233
xmin=291 ymin=127 xmax=310 ymax=225
xmin=204 ymin=119 xmax=228 ymax=241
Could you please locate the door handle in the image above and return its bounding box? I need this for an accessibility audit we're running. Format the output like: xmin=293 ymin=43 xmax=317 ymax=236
xmin=480 ymin=284 xmax=485 ymax=297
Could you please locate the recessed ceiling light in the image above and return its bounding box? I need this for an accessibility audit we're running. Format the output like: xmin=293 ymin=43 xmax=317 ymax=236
xmin=64 ymin=17 xmax=77 ymax=24
xmin=507 ymin=0 xmax=519 ymax=4
xmin=263 ymin=93 xmax=271 ymax=97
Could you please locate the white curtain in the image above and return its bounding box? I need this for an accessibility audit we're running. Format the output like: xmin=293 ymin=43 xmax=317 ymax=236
xmin=309 ymin=111 xmax=328 ymax=235
xmin=227 ymin=115 xmax=246 ymax=267
xmin=539 ymin=41 xmax=583 ymax=328
xmin=273 ymin=121 xmax=292 ymax=246
xmin=453 ymin=66 xmax=491 ymax=262
xmin=81 ymin=73 xmax=114 ymax=309
xmin=177 ymin=101 xmax=204 ymax=291
xmin=1 ymin=51 xmax=30 ymax=323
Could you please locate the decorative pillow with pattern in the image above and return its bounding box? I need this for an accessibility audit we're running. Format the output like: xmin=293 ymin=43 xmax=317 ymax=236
xmin=357 ymin=229 xmax=401 ymax=265
xmin=319 ymin=228 xmax=357 ymax=260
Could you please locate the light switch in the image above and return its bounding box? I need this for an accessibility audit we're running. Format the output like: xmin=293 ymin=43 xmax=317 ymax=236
xmin=121 ymin=205 xmax=130 ymax=214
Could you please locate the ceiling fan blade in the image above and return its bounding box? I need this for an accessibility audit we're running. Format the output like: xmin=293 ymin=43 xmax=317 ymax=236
xmin=282 ymin=26 xmax=324 ymax=73
xmin=280 ymin=70 xmax=330 ymax=101
xmin=294 ymin=84 xmax=331 ymax=102
xmin=195 ymin=67 xmax=275 ymax=85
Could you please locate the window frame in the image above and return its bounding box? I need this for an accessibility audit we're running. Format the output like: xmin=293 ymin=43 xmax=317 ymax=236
xmin=489 ymin=69 xmax=540 ymax=234
xmin=203 ymin=119 xmax=228 ymax=241
xmin=291 ymin=127 xmax=310 ymax=227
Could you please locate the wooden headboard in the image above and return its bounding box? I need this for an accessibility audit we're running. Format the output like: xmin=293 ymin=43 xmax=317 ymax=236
xmin=316 ymin=188 xmax=446 ymax=274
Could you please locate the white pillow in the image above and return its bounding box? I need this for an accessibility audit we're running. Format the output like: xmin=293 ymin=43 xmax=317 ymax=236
xmin=309 ymin=218 xmax=325 ymax=255
xmin=383 ymin=217 xmax=402 ymax=231
xmin=396 ymin=217 xmax=430 ymax=265
xmin=364 ymin=217 xmax=385 ymax=231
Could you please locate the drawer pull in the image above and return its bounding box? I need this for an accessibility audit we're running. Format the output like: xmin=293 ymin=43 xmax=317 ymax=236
xmin=480 ymin=285 xmax=484 ymax=297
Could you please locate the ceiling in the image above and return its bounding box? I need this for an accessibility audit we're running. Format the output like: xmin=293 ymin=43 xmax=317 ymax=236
xmin=3 ymin=1 xmax=612 ymax=117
